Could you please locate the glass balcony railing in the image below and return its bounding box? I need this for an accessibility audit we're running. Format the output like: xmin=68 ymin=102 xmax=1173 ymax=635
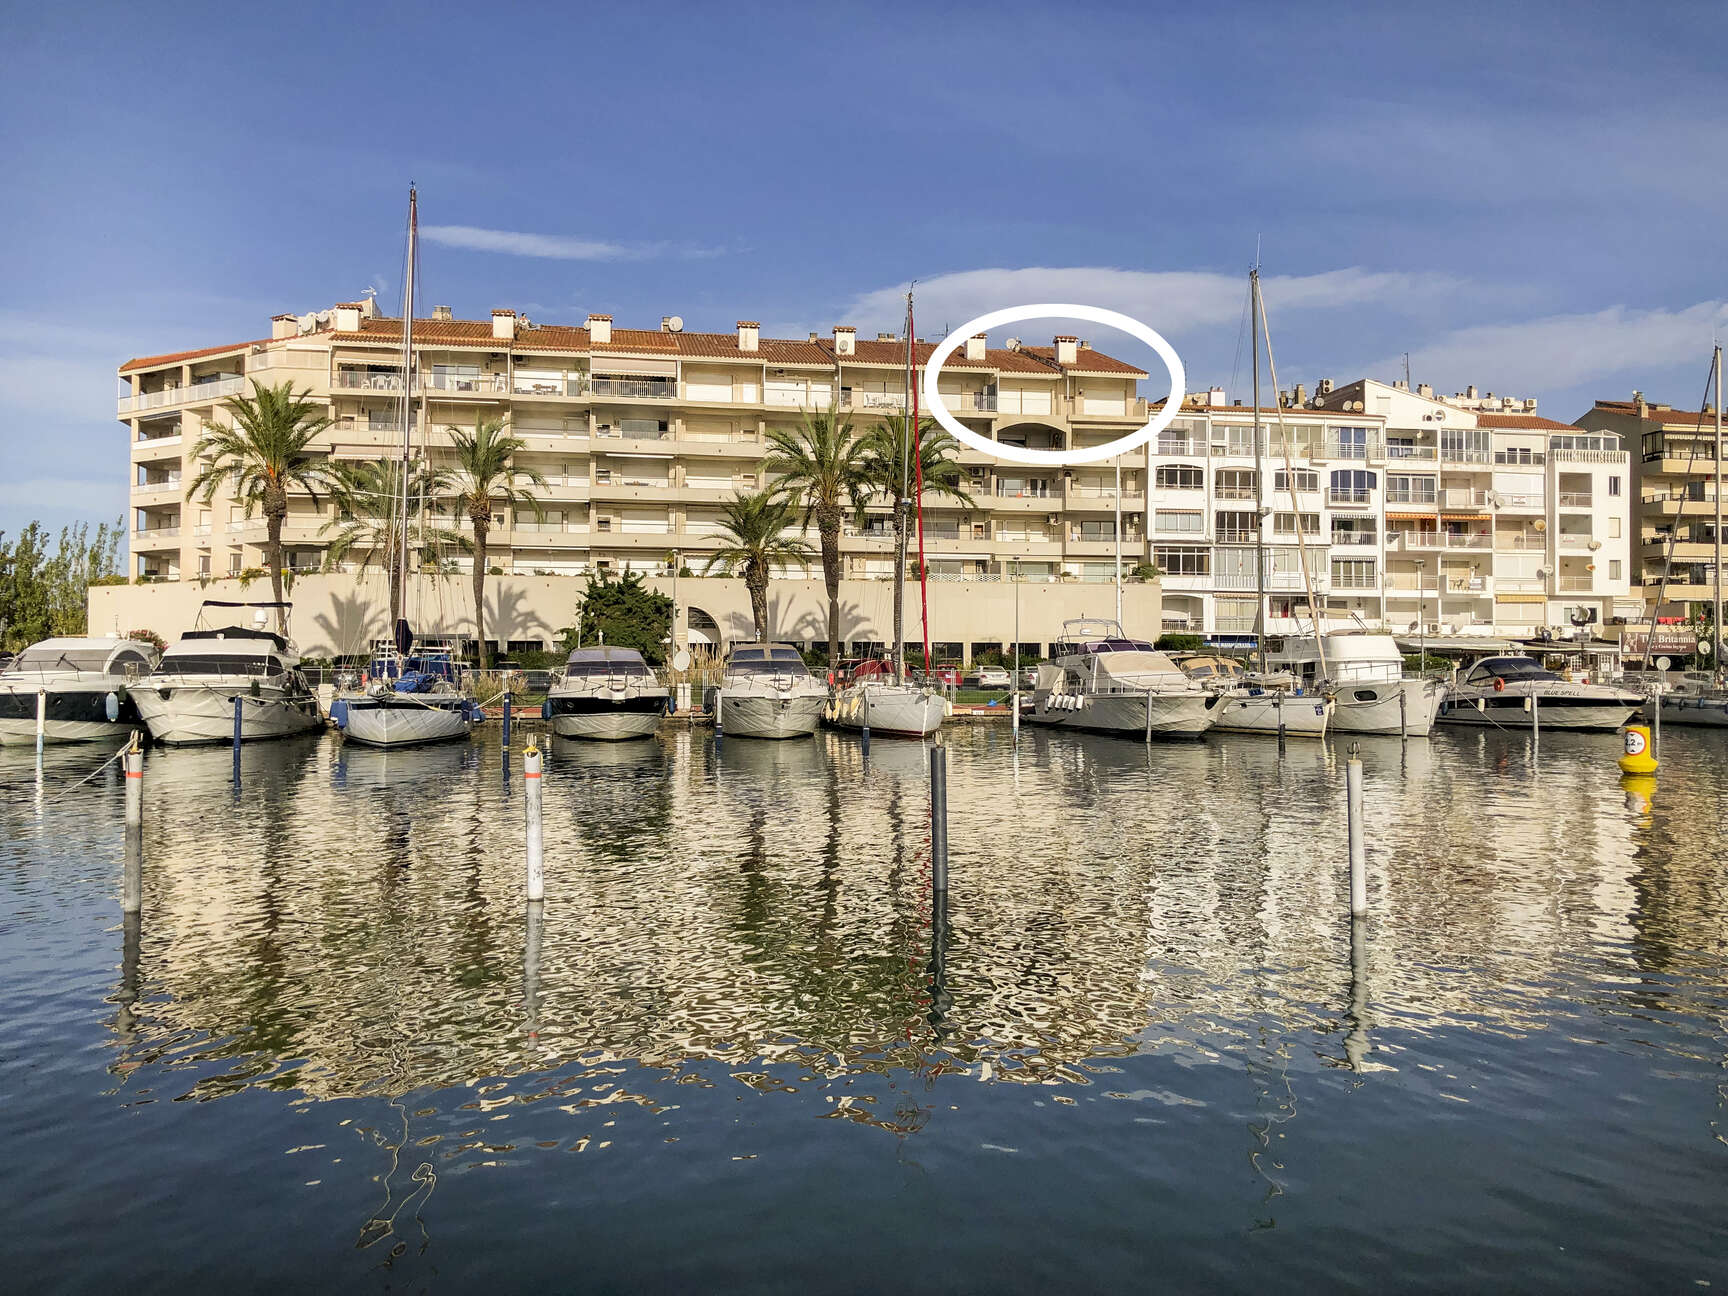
xmin=591 ymin=376 xmax=676 ymax=399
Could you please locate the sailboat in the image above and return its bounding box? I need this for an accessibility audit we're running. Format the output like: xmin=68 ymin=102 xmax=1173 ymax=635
xmin=331 ymin=187 xmax=482 ymax=749
xmin=826 ymin=288 xmax=947 ymax=739
xmin=1650 ymin=343 xmax=1728 ymax=728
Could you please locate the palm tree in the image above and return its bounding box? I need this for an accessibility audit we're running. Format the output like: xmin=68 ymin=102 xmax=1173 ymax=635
xmin=444 ymin=415 xmax=546 ymax=671
xmin=319 ymin=459 xmax=461 ymax=588
xmin=186 ymin=380 xmax=339 ymax=634
xmin=703 ymin=490 xmax=813 ymax=642
xmin=854 ymin=414 xmax=973 ymax=677
xmin=763 ymin=407 xmax=869 ymax=671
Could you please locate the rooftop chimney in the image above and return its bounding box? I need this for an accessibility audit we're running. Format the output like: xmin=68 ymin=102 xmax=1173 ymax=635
xmin=492 ymin=309 xmax=517 ymax=340
xmin=334 ymin=302 xmax=363 ymax=331
xmin=964 ymin=333 xmax=986 ymax=361
xmin=586 ymin=313 xmax=611 ymax=345
xmin=1293 ymin=382 xmax=1308 ymax=406
xmin=737 ymin=321 xmax=759 ymax=352
xmin=1054 ymin=335 xmax=1078 ymax=365
xmin=1417 ymin=382 xmax=1434 ymax=399
xmin=433 ymin=304 xmax=453 ymax=322
xmin=876 ymin=332 xmax=897 ymax=342
xmin=833 ymin=325 xmax=856 ymax=356
xmin=1466 ymin=384 xmax=1479 ymax=399
xmin=1208 ymin=386 xmax=1227 ymax=407
xmin=271 ymin=313 xmax=297 ymax=340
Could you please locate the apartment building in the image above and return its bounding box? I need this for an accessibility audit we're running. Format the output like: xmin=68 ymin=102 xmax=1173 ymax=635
xmin=118 ymin=305 xmax=1631 ymax=642
xmin=118 ymin=302 xmax=1149 ymax=587
xmin=1574 ymin=392 xmax=1724 ymax=610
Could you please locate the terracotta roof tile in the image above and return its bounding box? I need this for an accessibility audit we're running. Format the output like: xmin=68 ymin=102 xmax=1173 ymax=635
xmin=1474 ymin=412 xmax=1578 ymax=431
xmin=1590 ymin=399 xmax=1709 ymax=422
xmin=817 ymin=337 xmax=1056 ymax=375
xmin=120 ymin=338 xmax=268 ymax=373
xmin=1017 ymin=345 xmax=1148 ymax=377
xmin=673 ymin=331 xmax=831 ymax=365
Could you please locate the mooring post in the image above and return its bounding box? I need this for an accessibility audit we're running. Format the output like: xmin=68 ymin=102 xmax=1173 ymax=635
xmin=232 ymin=694 xmax=243 ymax=787
xmin=929 ymin=734 xmax=949 ymax=894
xmin=502 ymin=690 xmax=514 ymax=765
xmin=1531 ymin=691 xmax=1540 ymax=744
xmin=524 ymin=745 xmax=544 ymax=901
xmin=1399 ymin=686 xmax=1408 ymax=741
xmin=1346 ymin=744 xmax=1367 ymax=918
xmin=524 ymin=897 xmax=544 ymax=1039
xmin=1277 ymin=692 xmax=1287 ymax=750
xmin=124 ymin=736 xmax=144 ymax=829
xmin=1143 ymin=687 xmax=1153 ymax=744
xmin=860 ymin=687 xmax=871 ymax=751
xmin=714 ymin=688 xmax=724 ymax=740
xmin=36 ymin=688 xmax=46 ymax=754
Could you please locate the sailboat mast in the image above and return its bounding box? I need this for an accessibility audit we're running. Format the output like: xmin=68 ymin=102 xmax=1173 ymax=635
xmin=1251 ymin=269 xmax=1266 ymax=672
xmin=1114 ymin=455 xmax=1123 ymax=626
xmin=1716 ymin=344 xmax=1723 ymax=678
xmin=395 ymin=186 xmax=418 ymax=630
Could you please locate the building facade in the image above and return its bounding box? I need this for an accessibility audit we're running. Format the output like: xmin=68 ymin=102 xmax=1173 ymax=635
xmin=119 ymin=306 xmax=1632 ymax=642
xmin=1574 ymin=393 xmax=1724 ymax=612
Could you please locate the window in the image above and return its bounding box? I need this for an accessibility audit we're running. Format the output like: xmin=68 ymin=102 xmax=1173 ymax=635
xmin=1496 ymin=446 xmax=1543 ymax=465
xmin=1386 ymin=474 xmax=1436 ymax=504
xmin=1329 ymin=469 xmax=1376 ymax=502
xmin=1550 ymin=433 xmax=1621 ymax=452
xmin=1609 ymin=475 xmax=1622 ymax=496
xmin=1274 ymin=469 xmax=1318 ymax=493
xmin=1330 ymin=558 xmax=1377 ymax=589
xmin=1153 ymin=546 xmax=1209 ymax=575
xmin=1609 ymin=517 xmax=1621 ymax=538
xmin=1215 ymin=511 xmax=1257 ymax=543
xmin=1442 ymin=428 xmax=1491 ymax=461
xmin=1273 ymin=512 xmax=1321 ymax=537
xmin=1155 ymin=510 xmax=1203 ymax=533
xmin=1609 ymin=559 xmax=1622 ymax=580
xmin=228 ymin=551 xmax=242 ymax=575
xmin=198 ymin=553 xmax=211 ymax=576
xmin=1329 ymin=426 xmax=1370 ymax=458
xmin=1215 ymin=469 xmax=1258 ymax=500
xmin=1073 ymin=520 xmax=1117 ymax=541
xmin=1156 ymin=465 xmax=1202 ymax=490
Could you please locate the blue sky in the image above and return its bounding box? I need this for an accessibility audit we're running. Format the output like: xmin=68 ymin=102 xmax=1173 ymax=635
xmin=4 ymin=0 xmax=1727 ymax=540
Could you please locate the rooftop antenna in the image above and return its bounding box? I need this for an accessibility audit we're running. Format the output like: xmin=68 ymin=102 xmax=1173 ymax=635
xmin=1403 ymin=353 xmax=1412 ymax=388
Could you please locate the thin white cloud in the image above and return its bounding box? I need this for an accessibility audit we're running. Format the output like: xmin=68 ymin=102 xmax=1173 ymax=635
xmin=841 ymin=266 xmax=1466 ymax=337
xmin=1378 ymin=301 xmax=1728 ymax=395
xmin=421 ymin=225 xmax=723 ymax=262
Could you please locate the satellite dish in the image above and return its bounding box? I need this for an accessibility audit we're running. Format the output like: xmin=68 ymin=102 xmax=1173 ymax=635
xmin=672 ymin=649 xmax=692 ymax=672
xmin=1533 ymin=519 xmax=1547 ymax=532
xmin=667 ymin=315 xmax=684 ymax=333
xmin=1656 ymin=656 xmax=1672 ymax=671
xmin=1588 ymin=540 xmax=1602 ymax=550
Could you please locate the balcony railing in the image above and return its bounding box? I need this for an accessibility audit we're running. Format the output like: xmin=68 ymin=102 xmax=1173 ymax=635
xmin=120 ymin=375 xmax=245 ymax=414
xmin=134 ymin=527 xmax=180 ymax=541
xmin=1155 ymin=438 xmax=1209 ymax=456
xmin=334 ymin=371 xmax=403 ymax=392
xmin=1558 ymin=577 xmax=1594 ymax=591
xmin=591 ymin=376 xmax=676 ymax=400
xmin=1327 ymin=487 xmax=1372 ymax=505
xmin=1441 ymin=488 xmax=1489 ymax=508
xmin=1556 ymin=493 xmax=1593 ymax=509
xmin=133 ymin=476 xmax=182 ymax=491
xmin=1331 ymin=532 xmax=1378 ymax=546
xmin=1494 ymin=451 xmax=1547 ymax=466
xmin=995 ymin=485 xmax=1055 ymax=499
xmin=1323 ymin=438 xmax=1372 ymax=460
xmin=1215 ymin=529 xmax=1258 ymax=544
xmin=514 ymin=375 xmax=587 ymax=397
xmin=1384 ymin=445 xmax=1437 ymax=461
xmin=1384 ymin=491 xmax=1437 ymax=506
xmin=424 ymin=372 xmax=509 ymax=395
xmin=1214 ymin=487 xmax=1258 ymax=501
xmin=1556 ymin=533 xmax=1594 ymax=549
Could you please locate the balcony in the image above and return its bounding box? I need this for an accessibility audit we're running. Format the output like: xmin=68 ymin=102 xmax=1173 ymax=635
xmin=1330 ymin=572 xmax=1379 ymax=589
xmin=513 ymin=375 xmax=587 ymax=398
xmin=1330 ymin=532 xmax=1378 ymax=546
xmin=1384 ymin=445 xmax=1438 ymax=461
xmin=119 ymin=375 xmax=244 ymax=415
xmin=424 ymin=372 xmax=509 ymax=396
xmin=1321 ymin=437 xmax=1374 ymax=461
xmin=1556 ymin=532 xmax=1595 ymax=551
xmin=1215 ymin=529 xmax=1258 ymax=545
xmin=1327 ymin=487 xmax=1372 ymax=506
xmin=1494 ymin=451 xmax=1547 ymax=466
xmin=1384 ymin=491 xmax=1437 ymax=507
xmin=1552 ymin=448 xmax=1628 ymax=466
xmin=1557 ymin=576 xmax=1594 ymax=592
xmin=1440 ymin=488 xmax=1489 ymax=508
xmin=1556 ymin=492 xmax=1594 ymax=509
xmin=1495 ymin=493 xmax=1546 ymax=510
xmin=1155 ymin=438 xmax=1210 ymax=457
xmin=334 ymin=371 xmax=403 ymax=393
xmin=591 ymin=376 xmax=677 ymax=400
xmin=1214 ymin=487 xmax=1258 ymax=501
xmin=133 ymin=527 xmax=180 ymax=547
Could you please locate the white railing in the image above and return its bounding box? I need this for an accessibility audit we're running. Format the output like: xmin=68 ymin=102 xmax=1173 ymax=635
xmin=1327 ymin=487 xmax=1372 ymax=505
xmin=334 ymin=371 xmax=403 ymax=392
xmin=1441 ymin=488 xmax=1488 ymax=507
xmin=591 ymin=376 xmax=677 ymax=399
xmin=514 ymin=375 xmax=587 ymax=397
xmin=1556 ymin=533 xmax=1594 ymax=549
xmin=134 ymin=527 xmax=180 ymax=541
xmin=1556 ymin=493 xmax=1593 ymax=509
xmin=1329 ymin=573 xmax=1378 ymax=589
xmin=133 ymin=476 xmax=181 ymax=492
xmin=1385 ymin=445 xmax=1438 ymax=461
xmin=424 ymin=372 xmax=509 ymax=394
xmin=1155 ymin=438 xmax=1209 ymax=456
xmin=1385 ymin=491 xmax=1438 ymax=506
xmin=1331 ymin=532 xmax=1377 ymax=546
xmin=1440 ymin=448 xmax=1493 ymax=464
xmin=1558 ymin=577 xmax=1594 ymax=592
xmin=1496 ymin=493 xmax=1545 ymax=508
xmin=120 ymin=375 xmax=245 ymax=414
xmin=1552 ymin=449 xmax=1628 ymax=465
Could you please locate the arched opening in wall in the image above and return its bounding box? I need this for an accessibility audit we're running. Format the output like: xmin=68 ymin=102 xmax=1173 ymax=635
xmin=686 ymin=607 xmax=720 ymax=655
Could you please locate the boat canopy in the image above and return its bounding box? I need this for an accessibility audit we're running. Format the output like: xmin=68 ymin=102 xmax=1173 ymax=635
xmin=1091 ymin=650 xmax=1189 ymax=684
xmin=1 ymin=637 xmax=157 ymax=678
xmin=181 ymin=626 xmax=290 ymax=651
xmin=1056 ymin=636 xmax=1158 ymax=656
xmin=727 ymin=644 xmax=808 ymax=675
xmin=1463 ymin=656 xmax=1557 ymax=684
xmin=564 ymin=647 xmax=652 ymax=678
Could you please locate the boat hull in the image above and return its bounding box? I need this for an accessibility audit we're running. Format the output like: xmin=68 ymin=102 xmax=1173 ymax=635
xmin=0 ymin=683 xmax=144 ymax=744
xmin=1212 ymin=692 xmax=1332 ymax=737
xmin=1653 ymin=694 xmax=1728 ymax=728
xmin=716 ymin=693 xmax=825 ymax=739
xmin=1329 ymin=679 xmax=1445 ymax=737
xmin=547 ymin=691 xmax=667 ymax=740
xmin=1439 ymin=688 xmax=1638 ymax=732
xmin=1028 ymin=691 xmax=1219 ymax=738
xmin=827 ymin=684 xmax=946 ymax=738
xmin=131 ymin=684 xmax=324 ymax=745
xmin=338 ymin=697 xmax=474 ymax=748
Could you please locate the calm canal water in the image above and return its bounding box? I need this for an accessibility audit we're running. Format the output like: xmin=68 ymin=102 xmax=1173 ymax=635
xmin=2 ymin=721 xmax=1725 ymax=1292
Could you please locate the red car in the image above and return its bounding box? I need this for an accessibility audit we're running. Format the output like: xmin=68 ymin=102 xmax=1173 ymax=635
xmin=927 ymin=663 xmax=964 ymax=686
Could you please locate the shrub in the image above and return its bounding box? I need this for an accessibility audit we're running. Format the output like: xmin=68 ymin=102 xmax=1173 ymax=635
xmin=1155 ymin=633 xmax=1204 ymax=653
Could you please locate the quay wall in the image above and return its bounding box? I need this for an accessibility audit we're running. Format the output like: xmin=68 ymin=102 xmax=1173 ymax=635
xmin=88 ymin=573 xmax=1162 ymax=661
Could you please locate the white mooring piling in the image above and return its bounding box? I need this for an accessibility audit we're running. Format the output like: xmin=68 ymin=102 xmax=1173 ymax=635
xmin=524 ymin=746 xmax=544 ymax=901
xmin=1346 ymin=745 xmax=1367 ymax=918
xmin=124 ymin=738 xmax=143 ymax=828
xmin=929 ymin=735 xmax=949 ymax=893
xmin=36 ymin=688 xmax=46 ymax=753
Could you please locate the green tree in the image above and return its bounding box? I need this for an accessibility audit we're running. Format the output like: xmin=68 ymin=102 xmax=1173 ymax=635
xmin=444 ymin=415 xmax=546 ymax=670
xmin=320 ymin=459 xmax=461 ymax=581
xmin=702 ymin=490 xmax=813 ymax=642
xmin=0 ymin=518 xmax=125 ymax=650
xmin=576 ymin=570 xmax=674 ymax=664
xmin=764 ymin=408 xmax=869 ymax=668
xmin=185 ymin=380 xmax=338 ymax=634
xmin=854 ymin=414 xmax=972 ymax=677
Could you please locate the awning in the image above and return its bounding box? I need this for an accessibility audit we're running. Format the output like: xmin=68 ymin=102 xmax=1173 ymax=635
xmin=1442 ymin=512 xmax=1491 ymax=521
xmin=1385 ymin=511 xmax=1437 ymax=521
xmin=1494 ymin=593 xmax=1547 ymax=604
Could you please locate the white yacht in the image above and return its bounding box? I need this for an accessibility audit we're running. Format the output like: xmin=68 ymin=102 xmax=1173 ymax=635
xmin=1649 ymin=671 xmax=1728 ymax=729
xmin=1441 ymin=655 xmax=1642 ymax=731
xmin=1172 ymin=654 xmax=1332 ymax=738
xmin=545 ymin=646 xmax=669 ymax=740
xmin=1026 ymin=620 xmax=1220 ymax=738
xmin=332 ymin=647 xmax=481 ymax=748
xmin=825 ymin=659 xmax=947 ymax=739
xmin=131 ymin=602 xmax=324 ymax=745
xmin=0 ymin=636 xmax=160 ymax=744
xmin=707 ymin=643 xmax=827 ymax=739
xmin=1265 ymin=632 xmax=1445 ymax=736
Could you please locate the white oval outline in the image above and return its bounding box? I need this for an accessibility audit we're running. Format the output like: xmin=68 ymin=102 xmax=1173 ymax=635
xmin=920 ymin=302 xmax=1186 ymax=467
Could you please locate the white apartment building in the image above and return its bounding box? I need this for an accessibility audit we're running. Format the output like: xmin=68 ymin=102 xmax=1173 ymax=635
xmin=118 ymin=306 xmax=1631 ymax=643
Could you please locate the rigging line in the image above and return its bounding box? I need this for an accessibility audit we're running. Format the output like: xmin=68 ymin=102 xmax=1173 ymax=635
xmin=1228 ymin=277 xmax=1253 ymax=398
xmin=1637 ymin=356 xmax=1718 ymax=666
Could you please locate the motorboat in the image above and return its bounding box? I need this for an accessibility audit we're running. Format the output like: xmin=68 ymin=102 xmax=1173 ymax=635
xmin=706 ymin=643 xmax=827 ymax=739
xmin=0 ymin=636 xmax=159 ymax=744
xmin=544 ymin=646 xmax=669 ymax=740
xmin=1265 ymin=632 xmax=1445 ymax=736
xmin=825 ymin=658 xmax=946 ymax=739
xmin=1172 ymin=654 xmax=1331 ymax=738
xmin=331 ymin=646 xmax=482 ymax=748
xmin=1650 ymin=671 xmax=1728 ymax=728
xmin=130 ymin=601 xmax=324 ymax=745
xmin=1440 ymin=654 xmax=1642 ymax=731
xmin=1025 ymin=620 xmax=1220 ymax=738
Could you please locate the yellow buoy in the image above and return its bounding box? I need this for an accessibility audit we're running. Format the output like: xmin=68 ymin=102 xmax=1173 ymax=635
xmin=1617 ymin=724 xmax=1658 ymax=775
xmin=1620 ymin=772 xmax=1657 ymax=818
